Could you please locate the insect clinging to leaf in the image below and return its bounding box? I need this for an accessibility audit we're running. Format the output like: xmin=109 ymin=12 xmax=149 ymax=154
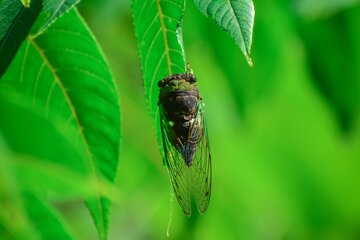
xmin=158 ymin=65 xmax=212 ymax=216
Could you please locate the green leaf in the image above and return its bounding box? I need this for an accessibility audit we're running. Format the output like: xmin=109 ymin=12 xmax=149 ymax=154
xmin=192 ymin=0 xmax=255 ymax=66
xmin=14 ymin=157 xmax=121 ymax=202
xmin=0 ymin=0 xmax=42 ymax=78
xmin=0 ymin=138 xmax=40 ymax=240
xmin=0 ymin=91 xmax=89 ymax=172
xmin=0 ymin=98 xmax=120 ymax=239
xmin=0 ymin=92 xmax=120 ymax=235
xmin=0 ymin=9 xmax=121 ymax=240
xmin=35 ymin=0 xmax=80 ymax=35
xmin=0 ymin=145 xmax=79 ymax=240
xmin=23 ymin=193 xmax=75 ymax=240
xmin=0 ymin=93 xmax=120 ymax=200
xmin=297 ymin=10 xmax=360 ymax=131
xmin=132 ymin=0 xmax=187 ymax=121
xmin=295 ymin=0 xmax=359 ymax=18
xmin=20 ymin=0 xmax=31 ymax=8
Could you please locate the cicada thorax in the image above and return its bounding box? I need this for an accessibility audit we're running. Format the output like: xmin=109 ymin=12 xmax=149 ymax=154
xmin=158 ymin=74 xmax=203 ymax=166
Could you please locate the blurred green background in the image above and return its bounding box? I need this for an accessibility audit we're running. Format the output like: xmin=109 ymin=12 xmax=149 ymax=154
xmin=66 ymin=0 xmax=360 ymax=239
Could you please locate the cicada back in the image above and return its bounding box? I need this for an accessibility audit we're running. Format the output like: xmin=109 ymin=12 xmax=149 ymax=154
xmin=158 ymin=72 xmax=211 ymax=216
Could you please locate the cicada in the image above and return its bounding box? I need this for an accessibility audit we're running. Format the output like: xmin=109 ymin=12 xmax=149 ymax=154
xmin=158 ymin=68 xmax=211 ymax=216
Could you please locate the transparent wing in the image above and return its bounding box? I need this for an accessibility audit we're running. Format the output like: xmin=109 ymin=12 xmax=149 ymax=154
xmin=190 ymin=103 xmax=212 ymax=214
xmin=159 ymin=107 xmax=192 ymax=216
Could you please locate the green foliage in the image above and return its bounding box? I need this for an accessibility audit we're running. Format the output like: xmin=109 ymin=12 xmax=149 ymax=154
xmin=2 ymin=0 xmax=360 ymax=239
xmin=36 ymin=0 xmax=80 ymax=35
xmin=297 ymin=8 xmax=360 ymax=131
xmin=0 ymin=139 xmax=39 ymax=240
xmin=15 ymin=157 xmax=120 ymax=201
xmin=192 ymin=0 xmax=255 ymax=66
xmin=0 ymin=0 xmax=82 ymax=78
xmin=0 ymin=0 xmax=42 ymax=77
xmin=0 ymin=91 xmax=88 ymax=172
xmin=132 ymin=0 xmax=255 ymax=124
xmin=0 ymin=135 xmax=95 ymax=240
xmin=296 ymin=0 xmax=359 ymax=18
xmin=0 ymin=96 xmax=121 ymax=239
xmin=132 ymin=0 xmax=187 ymax=121
xmin=20 ymin=0 xmax=31 ymax=8
xmin=131 ymin=0 xmax=255 ymax=171
xmin=23 ymin=194 xmax=74 ymax=240
xmin=84 ymin=0 xmax=360 ymax=239
xmin=0 ymin=3 xmax=120 ymax=240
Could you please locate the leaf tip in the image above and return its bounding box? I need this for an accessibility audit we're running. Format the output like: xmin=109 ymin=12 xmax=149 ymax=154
xmin=246 ymin=55 xmax=253 ymax=67
xmin=20 ymin=0 xmax=31 ymax=8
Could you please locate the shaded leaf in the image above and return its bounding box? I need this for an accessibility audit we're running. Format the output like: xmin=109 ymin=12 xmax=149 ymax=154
xmin=0 ymin=9 xmax=121 ymax=240
xmin=23 ymin=193 xmax=75 ymax=240
xmin=295 ymin=0 xmax=359 ymax=18
xmin=0 ymin=137 xmax=40 ymax=240
xmin=297 ymin=9 xmax=360 ymax=131
xmin=0 ymin=146 xmax=78 ymax=240
xmin=192 ymin=0 xmax=255 ymax=66
xmin=0 ymin=0 xmax=42 ymax=78
xmin=15 ymin=157 xmax=121 ymax=202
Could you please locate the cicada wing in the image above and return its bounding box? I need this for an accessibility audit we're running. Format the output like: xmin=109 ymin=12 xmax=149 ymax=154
xmin=159 ymin=107 xmax=192 ymax=216
xmin=190 ymin=103 xmax=212 ymax=214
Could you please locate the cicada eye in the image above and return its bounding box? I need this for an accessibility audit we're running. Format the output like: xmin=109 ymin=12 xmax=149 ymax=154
xmin=158 ymin=80 xmax=165 ymax=87
xmin=189 ymin=75 xmax=197 ymax=82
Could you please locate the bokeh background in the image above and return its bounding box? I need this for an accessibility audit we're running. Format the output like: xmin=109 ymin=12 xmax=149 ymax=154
xmin=64 ymin=0 xmax=360 ymax=239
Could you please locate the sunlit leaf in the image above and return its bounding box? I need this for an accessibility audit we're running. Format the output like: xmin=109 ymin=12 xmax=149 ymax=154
xmin=0 ymin=0 xmax=42 ymax=77
xmin=35 ymin=0 xmax=80 ymax=35
xmin=192 ymin=0 xmax=255 ymax=66
xmin=0 ymin=89 xmax=92 ymax=171
xmin=0 ymin=9 xmax=121 ymax=240
xmin=0 ymin=102 xmax=120 ymax=239
xmin=0 ymin=95 xmax=120 ymax=200
xmin=20 ymin=0 xmax=31 ymax=8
